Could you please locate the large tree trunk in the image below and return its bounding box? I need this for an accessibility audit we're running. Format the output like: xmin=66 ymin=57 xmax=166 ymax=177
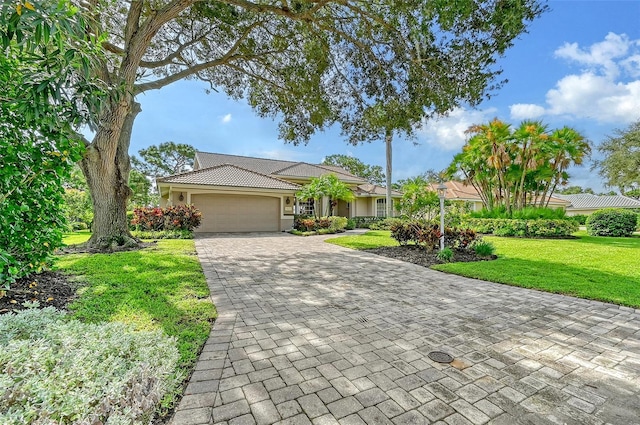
xmin=385 ymin=130 xmax=393 ymax=217
xmin=80 ymin=100 xmax=141 ymax=249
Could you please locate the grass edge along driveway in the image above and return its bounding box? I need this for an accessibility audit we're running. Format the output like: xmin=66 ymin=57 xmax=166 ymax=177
xmin=57 ymin=236 xmax=216 ymax=410
xmin=327 ymin=230 xmax=640 ymax=309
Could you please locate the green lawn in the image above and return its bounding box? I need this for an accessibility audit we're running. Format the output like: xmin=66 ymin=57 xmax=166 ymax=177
xmin=325 ymin=230 xmax=400 ymax=249
xmin=57 ymin=236 xmax=216 ymax=370
xmin=62 ymin=230 xmax=92 ymax=245
xmin=327 ymin=230 xmax=640 ymax=308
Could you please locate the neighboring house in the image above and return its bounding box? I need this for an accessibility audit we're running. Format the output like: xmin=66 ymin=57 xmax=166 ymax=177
xmin=554 ymin=194 xmax=640 ymax=216
xmin=427 ymin=181 xmax=570 ymax=211
xmin=156 ymin=152 xmax=401 ymax=232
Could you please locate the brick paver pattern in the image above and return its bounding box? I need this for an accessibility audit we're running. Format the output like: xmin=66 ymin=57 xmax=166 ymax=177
xmin=170 ymin=233 xmax=640 ymax=425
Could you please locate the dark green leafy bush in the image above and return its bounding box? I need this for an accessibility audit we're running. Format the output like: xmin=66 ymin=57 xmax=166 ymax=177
xmin=436 ymin=247 xmax=454 ymax=263
xmin=569 ymin=214 xmax=588 ymax=225
xmin=472 ymin=240 xmax=496 ymax=257
xmin=352 ymin=216 xmax=384 ymax=228
xmin=345 ymin=219 xmax=356 ymax=230
xmin=369 ymin=217 xmax=406 ymax=230
xmin=586 ymin=209 xmax=638 ymax=237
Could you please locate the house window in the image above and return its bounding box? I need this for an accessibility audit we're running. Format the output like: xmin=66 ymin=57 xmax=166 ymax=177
xmin=376 ymin=198 xmax=393 ymax=217
xmin=298 ymin=199 xmax=315 ymax=216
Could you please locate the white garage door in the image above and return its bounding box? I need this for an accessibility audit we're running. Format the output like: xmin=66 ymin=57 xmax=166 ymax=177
xmin=191 ymin=194 xmax=280 ymax=232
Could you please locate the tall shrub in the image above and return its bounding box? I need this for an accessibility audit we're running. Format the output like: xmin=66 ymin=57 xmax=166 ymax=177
xmin=586 ymin=209 xmax=638 ymax=237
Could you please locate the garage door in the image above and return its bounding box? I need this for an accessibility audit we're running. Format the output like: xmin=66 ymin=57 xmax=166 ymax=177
xmin=191 ymin=194 xmax=280 ymax=232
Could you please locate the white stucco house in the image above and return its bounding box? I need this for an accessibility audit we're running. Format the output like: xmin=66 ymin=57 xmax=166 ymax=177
xmin=156 ymin=152 xmax=401 ymax=232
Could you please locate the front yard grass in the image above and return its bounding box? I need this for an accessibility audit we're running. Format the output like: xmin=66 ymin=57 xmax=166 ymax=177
xmin=56 ymin=237 xmax=216 ymax=375
xmin=327 ymin=230 xmax=640 ymax=308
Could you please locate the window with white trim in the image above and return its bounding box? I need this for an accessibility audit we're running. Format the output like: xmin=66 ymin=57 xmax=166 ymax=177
xmin=376 ymin=198 xmax=393 ymax=217
xmin=298 ymin=199 xmax=315 ymax=216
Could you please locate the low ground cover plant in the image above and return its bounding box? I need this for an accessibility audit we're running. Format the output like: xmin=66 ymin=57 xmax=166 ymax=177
xmin=586 ymin=208 xmax=638 ymax=237
xmin=131 ymin=229 xmax=194 ymax=239
xmin=0 ymin=308 xmax=181 ymax=424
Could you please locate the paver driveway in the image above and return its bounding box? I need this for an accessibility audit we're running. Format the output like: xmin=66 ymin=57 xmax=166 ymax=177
xmin=170 ymin=233 xmax=640 ymax=425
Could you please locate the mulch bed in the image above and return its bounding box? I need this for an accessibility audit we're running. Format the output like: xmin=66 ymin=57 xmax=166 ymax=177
xmin=0 ymin=271 xmax=77 ymax=315
xmin=365 ymin=245 xmax=497 ymax=268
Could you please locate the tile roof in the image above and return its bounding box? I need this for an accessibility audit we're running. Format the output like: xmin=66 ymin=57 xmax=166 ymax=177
xmin=428 ymin=181 xmax=569 ymax=205
xmin=194 ymin=152 xmax=366 ymax=182
xmin=157 ymin=164 xmax=300 ymax=190
xmin=355 ymin=184 xmax=402 ymax=196
xmin=554 ymin=194 xmax=640 ymax=209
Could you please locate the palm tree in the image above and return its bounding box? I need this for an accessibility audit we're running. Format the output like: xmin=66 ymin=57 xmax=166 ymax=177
xmin=541 ymin=127 xmax=590 ymax=207
xmin=512 ymin=120 xmax=548 ymax=210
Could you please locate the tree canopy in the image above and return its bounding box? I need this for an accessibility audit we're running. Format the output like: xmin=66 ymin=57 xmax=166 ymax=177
xmin=446 ymin=119 xmax=590 ymax=211
xmin=131 ymin=142 xmax=196 ymax=177
xmin=593 ymin=120 xmax=640 ymax=195
xmin=321 ymin=155 xmax=385 ymax=185
xmin=296 ymin=174 xmax=354 ymax=217
xmin=41 ymin=0 xmax=546 ymax=248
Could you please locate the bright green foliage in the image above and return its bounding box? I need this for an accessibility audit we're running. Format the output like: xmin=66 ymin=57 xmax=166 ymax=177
xmin=326 ymin=231 xmax=399 ymax=250
xmin=433 ymin=232 xmax=640 ymax=308
xmin=593 ymin=120 xmax=640 ymax=195
xmin=296 ymin=174 xmax=355 ymax=217
xmin=131 ymin=230 xmax=194 ymax=239
xmin=464 ymin=218 xmax=577 ymax=237
xmin=471 ymin=206 xmax=566 ymax=219
xmin=0 ymin=308 xmax=180 ymax=424
xmin=57 ymin=239 xmax=216 ymax=370
xmin=436 ymin=247 xmax=454 ymax=263
xmin=586 ymin=209 xmax=638 ymax=237
xmin=569 ymin=214 xmax=588 ymax=225
xmin=395 ymin=176 xmax=440 ymax=220
xmin=0 ymin=1 xmax=105 ymax=285
xmin=321 ymin=155 xmax=385 ymax=185
xmin=472 ymin=240 xmax=496 ymax=257
xmin=447 ymin=119 xmax=590 ymax=212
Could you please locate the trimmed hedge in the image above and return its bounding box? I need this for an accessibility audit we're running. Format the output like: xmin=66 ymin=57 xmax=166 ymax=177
xmin=352 ymin=216 xmax=385 ymax=228
xmin=463 ymin=218 xmax=578 ymax=238
xmin=586 ymin=209 xmax=638 ymax=237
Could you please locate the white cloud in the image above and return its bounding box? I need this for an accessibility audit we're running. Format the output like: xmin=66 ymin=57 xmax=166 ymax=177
xmin=221 ymin=113 xmax=232 ymax=124
xmin=510 ymin=104 xmax=546 ymax=120
xmin=509 ymin=33 xmax=640 ymax=125
xmin=417 ymin=107 xmax=497 ymax=151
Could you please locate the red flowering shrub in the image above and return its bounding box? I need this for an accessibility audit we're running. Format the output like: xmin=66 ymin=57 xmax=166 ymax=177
xmin=131 ymin=205 xmax=202 ymax=231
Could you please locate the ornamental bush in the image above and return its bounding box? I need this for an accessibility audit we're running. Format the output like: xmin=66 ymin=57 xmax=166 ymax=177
xmin=131 ymin=204 xmax=202 ymax=231
xmin=293 ymin=216 xmax=348 ymax=232
xmin=389 ymin=221 xmax=480 ymax=250
xmin=0 ymin=308 xmax=181 ymax=425
xmin=586 ymin=208 xmax=638 ymax=237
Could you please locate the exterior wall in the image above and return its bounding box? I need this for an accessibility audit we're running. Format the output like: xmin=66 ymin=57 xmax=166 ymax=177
xmin=158 ymin=185 xmax=297 ymax=232
xmin=565 ymin=206 xmax=639 ymax=216
xmin=354 ymin=198 xmax=373 ymax=216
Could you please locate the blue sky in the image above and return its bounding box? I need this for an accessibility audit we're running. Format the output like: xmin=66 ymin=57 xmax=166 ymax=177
xmin=131 ymin=1 xmax=640 ymax=192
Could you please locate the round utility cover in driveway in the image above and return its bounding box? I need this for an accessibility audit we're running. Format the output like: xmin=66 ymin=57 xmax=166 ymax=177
xmin=191 ymin=194 xmax=279 ymax=232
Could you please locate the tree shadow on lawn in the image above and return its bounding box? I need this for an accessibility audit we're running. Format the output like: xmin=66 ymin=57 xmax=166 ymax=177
xmin=571 ymin=234 xmax=640 ymax=249
xmin=59 ymin=246 xmax=216 ymax=368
